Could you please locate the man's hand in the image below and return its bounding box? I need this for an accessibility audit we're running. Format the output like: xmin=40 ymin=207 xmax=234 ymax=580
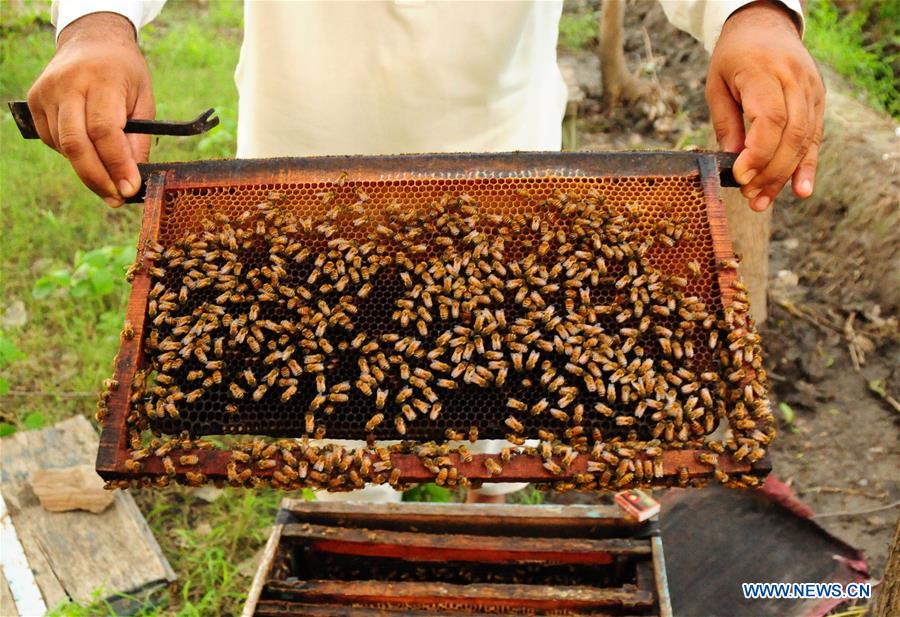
xmin=27 ymin=12 xmax=155 ymax=207
xmin=707 ymin=1 xmax=824 ymax=211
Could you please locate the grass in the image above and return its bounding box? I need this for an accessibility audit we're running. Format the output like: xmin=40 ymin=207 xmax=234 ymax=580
xmin=558 ymin=10 xmax=598 ymax=51
xmin=0 ymin=0 xmax=241 ymax=428
xmin=0 ymin=2 xmax=277 ymax=615
xmin=805 ymin=0 xmax=899 ymax=118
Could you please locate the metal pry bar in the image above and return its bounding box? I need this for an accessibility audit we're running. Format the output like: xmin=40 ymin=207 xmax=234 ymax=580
xmin=7 ymin=101 xmax=219 ymax=139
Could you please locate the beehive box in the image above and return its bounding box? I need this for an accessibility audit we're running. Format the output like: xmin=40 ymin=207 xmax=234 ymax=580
xmin=242 ymin=499 xmax=672 ymax=617
xmin=96 ymin=151 xmax=772 ymax=491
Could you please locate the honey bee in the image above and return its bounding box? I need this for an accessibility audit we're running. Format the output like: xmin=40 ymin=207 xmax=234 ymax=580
xmin=687 ymin=260 xmax=702 ymax=277
xmin=720 ymin=258 xmax=740 ymax=269
xmin=484 ymin=458 xmax=502 ymax=476
xmin=698 ymin=452 xmax=718 ymax=466
xmin=537 ymin=456 xmax=565 ymax=477
xmin=394 ymin=415 xmax=407 ymax=435
xmin=184 ymin=472 xmax=205 ymax=487
xmin=504 ymin=415 xmax=524 ymax=433
xmin=179 ymin=454 xmax=199 ymax=466
xmin=229 ymin=383 xmax=246 ymax=399
xmin=162 ymin=456 xmax=176 ymax=476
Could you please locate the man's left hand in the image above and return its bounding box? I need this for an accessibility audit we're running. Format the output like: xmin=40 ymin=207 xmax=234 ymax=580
xmin=706 ymin=0 xmax=825 ymax=212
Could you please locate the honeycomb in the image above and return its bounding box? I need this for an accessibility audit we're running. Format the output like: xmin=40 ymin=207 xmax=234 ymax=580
xmin=101 ymin=166 xmax=774 ymax=492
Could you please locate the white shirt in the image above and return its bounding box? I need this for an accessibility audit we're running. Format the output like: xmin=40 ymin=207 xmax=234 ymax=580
xmin=52 ymin=0 xmax=802 ymax=159
xmin=50 ymin=0 xmax=802 ymax=499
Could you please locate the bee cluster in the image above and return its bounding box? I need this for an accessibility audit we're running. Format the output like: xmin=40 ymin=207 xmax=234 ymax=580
xmin=109 ymin=179 xmax=774 ymax=491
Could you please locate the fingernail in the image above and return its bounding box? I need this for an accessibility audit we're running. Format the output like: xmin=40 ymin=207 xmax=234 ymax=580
xmin=118 ymin=179 xmax=136 ymax=197
xmin=753 ymin=196 xmax=771 ymax=211
xmin=737 ymin=169 xmax=758 ymax=185
xmin=798 ymin=178 xmax=813 ymax=196
xmin=104 ymin=196 xmax=124 ymax=208
xmin=746 ymin=187 xmax=762 ymax=200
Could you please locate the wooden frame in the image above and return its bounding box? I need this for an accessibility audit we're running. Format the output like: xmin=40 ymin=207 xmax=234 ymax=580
xmin=243 ymin=499 xmax=673 ymax=616
xmin=96 ymin=151 xmax=769 ymax=488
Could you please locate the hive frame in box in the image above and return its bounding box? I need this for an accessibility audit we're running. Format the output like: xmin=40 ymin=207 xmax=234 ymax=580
xmin=96 ymin=151 xmax=770 ymax=487
xmin=242 ymin=498 xmax=673 ymax=617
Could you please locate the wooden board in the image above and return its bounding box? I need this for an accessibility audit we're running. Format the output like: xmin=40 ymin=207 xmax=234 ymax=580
xmin=0 ymin=569 xmax=18 ymax=617
xmin=281 ymin=523 xmax=650 ymax=564
xmin=252 ymin=602 xmax=653 ymax=617
xmin=275 ymin=498 xmax=641 ymax=537
xmin=265 ymin=580 xmax=654 ymax=610
xmin=0 ymin=416 xmax=175 ymax=609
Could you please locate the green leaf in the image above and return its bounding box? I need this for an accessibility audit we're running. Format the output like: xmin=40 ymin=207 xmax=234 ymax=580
xmin=0 ymin=335 xmax=25 ymax=367
xmin=23 ymin=411 xmax=45 ymax=431
xmin=32 ymin=277 xmax=57 ymax=299
xmin=90 ymin=268 xmax=115 ymax=295
xmin=0 ymin=423 xmax=15 ymax=437
xmin=402 ymin=483 xmax=454 ymax=503
xmin=778 ymin=402 xmax=796 ymax=425
xmin=32 ymin=268 xmax=72 ymax=298
xmin=70 ymin=280 xmax=92 ymax=298
xmin=81 ymin=246 xmax=113 ymax=268
xmin=0 ymin=376 xmax=8 ymax=396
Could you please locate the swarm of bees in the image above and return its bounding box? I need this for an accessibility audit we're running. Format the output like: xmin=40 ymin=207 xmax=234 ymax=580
xmin=104 ymin=183 xmax=774 ymax=491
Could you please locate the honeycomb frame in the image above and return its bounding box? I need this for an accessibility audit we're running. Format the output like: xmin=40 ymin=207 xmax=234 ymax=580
xmin=96 ymin=151 xmax=770 ymax=487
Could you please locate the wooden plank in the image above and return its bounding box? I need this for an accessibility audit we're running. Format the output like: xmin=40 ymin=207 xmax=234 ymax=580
xmin=277 ymin=500 xmax=635 ymax=537
xmin=242 ymin=523 xmax=285 ymax=617
xmin=281 ymin=523 xmax=649 ymax=564
xmin=134 ymin=151 xmax=738 ymax=197
xmin=266 ymin=580 xmax=654 ymax=611
xmin=0 ymin=494 xmax=46 ymax=615
xmin=0 ymin=569 xmax=18 ymax=617
xmin=650 ymin=536 xmax=673 ymax=617
xmin=706 ymin=133 xmax=771 ymax=324
xmin=96 ymin=172 xmax=165 ymax=475
xmin=122 ymin=448 xmax=765 ymax=488
xmin=0 ymin=416 xmax=175 ymax=606
xmin=253 ymin=599 xmax=649 ymax=616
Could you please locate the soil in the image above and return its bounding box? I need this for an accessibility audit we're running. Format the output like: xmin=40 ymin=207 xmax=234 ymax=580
xmin=555 ymin=0 xmax=900 ymax=581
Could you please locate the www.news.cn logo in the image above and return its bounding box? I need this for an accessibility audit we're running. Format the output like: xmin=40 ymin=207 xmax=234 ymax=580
xmin=742 ymin=582 xmax=871 ymax=600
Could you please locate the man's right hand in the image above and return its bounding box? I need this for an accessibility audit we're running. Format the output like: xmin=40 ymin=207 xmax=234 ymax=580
xmin=27 ymin=12 xmax=155 ymax=207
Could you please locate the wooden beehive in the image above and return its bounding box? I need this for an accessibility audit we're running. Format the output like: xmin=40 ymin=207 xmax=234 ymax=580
xmin=243 ymin=499 xmax=672 ymax=616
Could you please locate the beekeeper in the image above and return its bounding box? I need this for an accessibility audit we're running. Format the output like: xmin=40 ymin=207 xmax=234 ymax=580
xmin=28 ymin=0 xmax=823 ymax=502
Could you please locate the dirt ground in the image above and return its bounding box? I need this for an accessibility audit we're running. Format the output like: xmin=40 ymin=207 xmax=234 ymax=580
xmin=560 ymin=0 xmax=899 ymax=580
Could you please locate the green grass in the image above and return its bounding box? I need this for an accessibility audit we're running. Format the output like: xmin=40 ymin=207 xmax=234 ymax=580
xmin=558 ymin=10 xmax=598 ymax=51
xmin=0 ymin=2 xmax=275 ymax=615
xmin=0 ymin=1 xmax=240 ymax=428
xmin=806 ymin=0 xmax=900 ymax=118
